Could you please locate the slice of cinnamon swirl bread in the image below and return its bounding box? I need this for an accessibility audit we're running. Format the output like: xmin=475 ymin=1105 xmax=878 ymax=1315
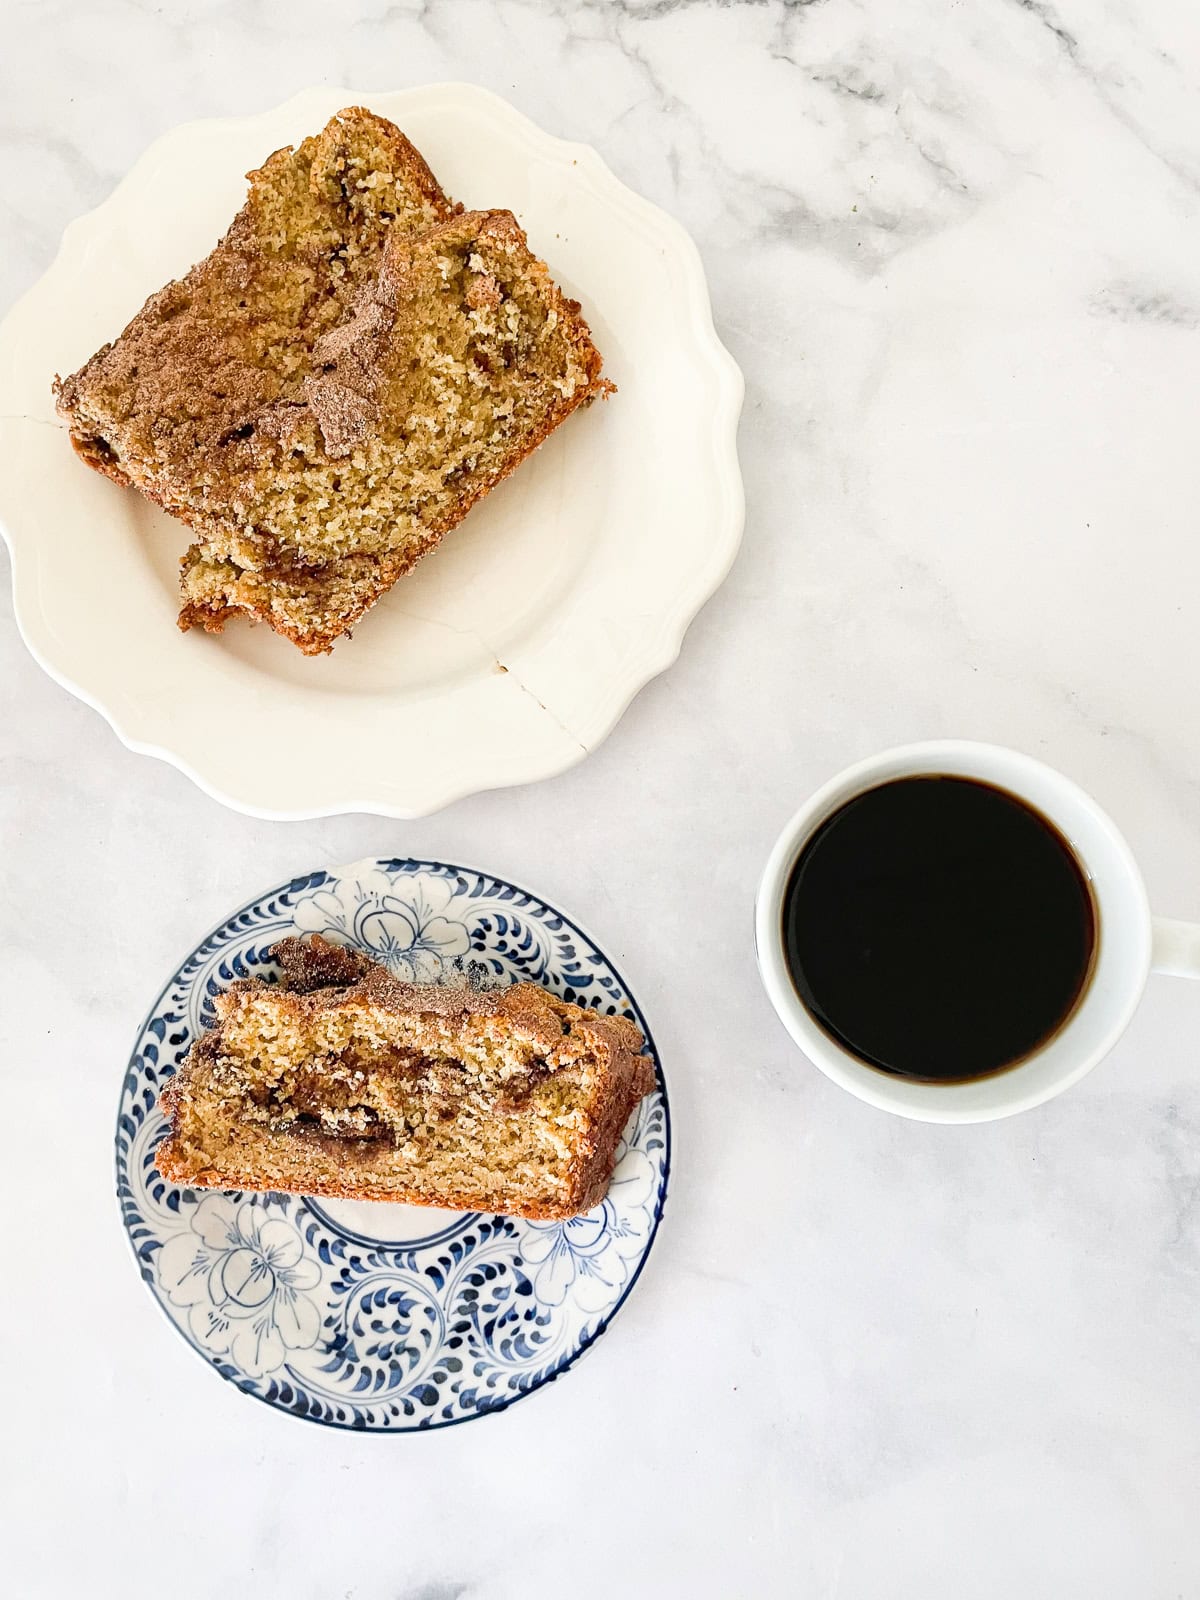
xmin=54 ymin=109 xmax=612 ymax=654
xmin=156 ymin=935 xmax=653 ymax=1221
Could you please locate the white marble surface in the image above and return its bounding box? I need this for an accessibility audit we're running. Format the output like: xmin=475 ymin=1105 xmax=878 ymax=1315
xmin=4 ymin=2 xmax=1200 ymax=1595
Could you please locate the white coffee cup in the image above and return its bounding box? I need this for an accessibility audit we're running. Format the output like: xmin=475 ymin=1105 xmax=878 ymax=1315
xmin=755 ymin=740 xmax=1200 ymax=1123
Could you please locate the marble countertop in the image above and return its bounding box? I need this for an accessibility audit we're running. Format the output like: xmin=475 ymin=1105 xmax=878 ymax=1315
xmin=4 ymin=2 xmax=1199 ymax=1596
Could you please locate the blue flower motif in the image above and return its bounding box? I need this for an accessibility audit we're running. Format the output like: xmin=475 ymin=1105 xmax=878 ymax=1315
xmin=521 ymin=1146 xmax=655 ymax=1311
xmin=157 ymin=1197 xmax=322 ymax=1378
xmin=118 ymin=860 xmax=670 ymax=1430
xmin=292 ymin=869 xmax=470 ymax=981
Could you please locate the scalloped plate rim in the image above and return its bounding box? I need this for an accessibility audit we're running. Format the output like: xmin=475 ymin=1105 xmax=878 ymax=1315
xmin=0 ymin=83 xmax=744 ymax=819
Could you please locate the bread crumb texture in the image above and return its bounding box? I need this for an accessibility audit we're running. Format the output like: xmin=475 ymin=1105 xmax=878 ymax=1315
xmin=155 ymin=935 xmax=653 ymax=1221
xmin=54 ymin=109 xmax=612 ymax=653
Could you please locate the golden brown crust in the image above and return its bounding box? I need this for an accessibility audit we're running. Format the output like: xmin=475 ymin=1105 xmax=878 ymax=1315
xmin=208 ymin=933 xmax=644 ymax=1057
xmin=52 ymin=112 xmax=612 ymax=657
xmin=175 ymin=542 xmax=430 ymax=654
xmin=175 ymin=209 xmax=613 ymax=654
xmin=54 ymin=109 xmax=456 ymax=474
xmin=155 ymin=934 xmax=652 ymax=1220
xmin=249 ymin=104 xmax=453 ymax=221
xmin=150 ymin=1151 xmax=626 ymax=1223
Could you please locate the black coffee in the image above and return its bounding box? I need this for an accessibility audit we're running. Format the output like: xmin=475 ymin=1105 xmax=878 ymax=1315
xmin=782 ymin=775 xmax=1097 ymax=1082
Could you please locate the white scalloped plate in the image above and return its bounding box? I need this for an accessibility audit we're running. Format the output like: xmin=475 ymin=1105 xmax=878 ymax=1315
xmin=0 ymin=84 xmax=743 ymax=818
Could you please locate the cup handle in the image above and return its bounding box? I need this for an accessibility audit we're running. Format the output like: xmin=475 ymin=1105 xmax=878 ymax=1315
xmin=1152 ymin=918 xmax=1200 ymax=980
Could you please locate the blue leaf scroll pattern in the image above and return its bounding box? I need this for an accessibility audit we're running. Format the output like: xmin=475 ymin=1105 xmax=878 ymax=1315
xmin=114 ymin=858 xmax=670 ymax=1432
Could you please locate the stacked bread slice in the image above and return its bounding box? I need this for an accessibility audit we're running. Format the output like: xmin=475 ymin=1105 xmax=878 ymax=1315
xmin=55 ymin=108 xmax=611 ymax=653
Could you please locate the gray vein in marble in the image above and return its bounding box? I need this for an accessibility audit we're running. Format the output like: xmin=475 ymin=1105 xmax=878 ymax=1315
xmin=573 ymin=0 xmax=825 ymax=18
xmin=604 ymin=5 xmax=993 ymax=269
xmin=766 ymin=0 xmax=830 ymax=67
xmin=1008 ymin=0 xmax=1200 ymax=193
xmin=1011 ymin=0 xmax=1079 ymax=57
xmin=810 ymin=70 xmax=885 ymax=102
xmin=0 ymin=127 xmax=113 ymax=200
xmin=1090 ymin=283 xmax=1200 ymax=328
xmin=1151 ymin=1103 xmax=1200 ymax=1277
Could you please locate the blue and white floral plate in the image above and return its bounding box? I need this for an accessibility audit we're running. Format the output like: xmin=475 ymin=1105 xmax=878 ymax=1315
xmin=116 ymin=857 xmax=669 ymax=1431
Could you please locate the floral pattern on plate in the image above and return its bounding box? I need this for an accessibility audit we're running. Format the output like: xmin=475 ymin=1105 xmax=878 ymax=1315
xmin=116 ymin=858 xmax=669 ymax=1431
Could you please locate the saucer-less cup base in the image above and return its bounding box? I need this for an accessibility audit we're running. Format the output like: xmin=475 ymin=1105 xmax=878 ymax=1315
xmin=755 ymin=742 xmax=1168 ymax=1123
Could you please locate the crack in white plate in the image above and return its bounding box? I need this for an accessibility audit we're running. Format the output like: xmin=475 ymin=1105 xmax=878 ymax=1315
xmin=0 ymin=83 xmax=743 ymax=817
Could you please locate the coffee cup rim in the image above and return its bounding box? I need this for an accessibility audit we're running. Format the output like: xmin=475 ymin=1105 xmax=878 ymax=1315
xmin=754 ymin=740 xmax=1153 ymax=1122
